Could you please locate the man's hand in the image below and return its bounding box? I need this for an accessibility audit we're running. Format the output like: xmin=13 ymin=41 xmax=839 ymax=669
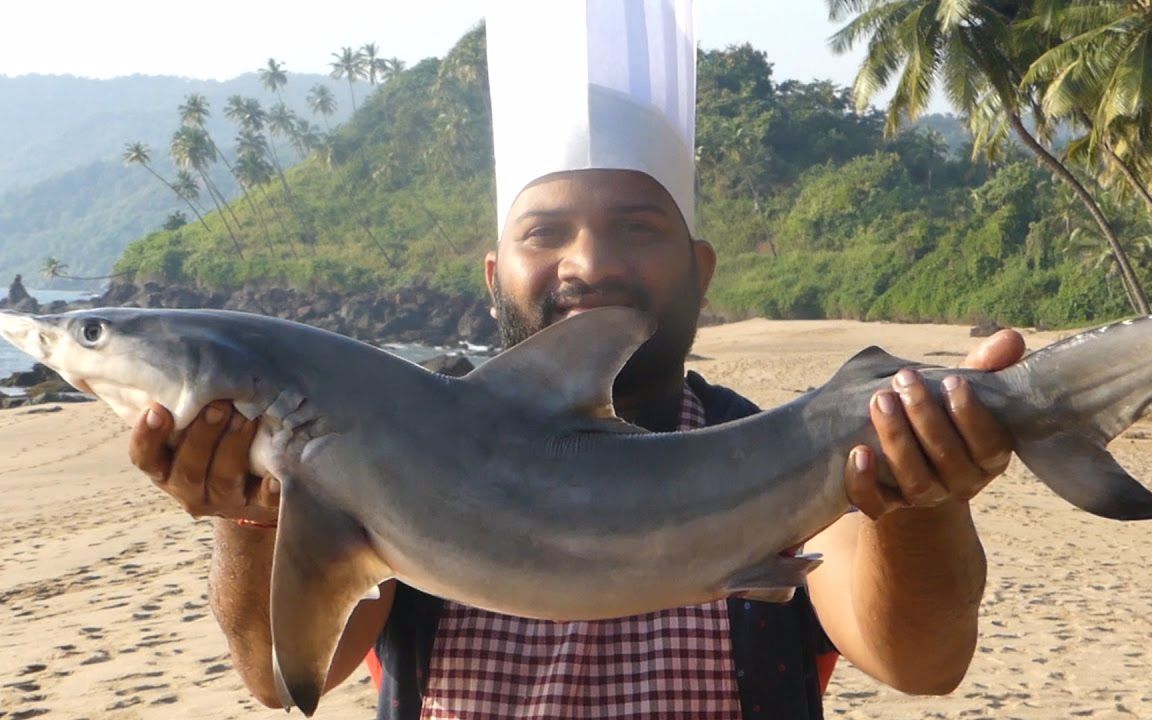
xmin=128 ymin=400 xmax=279 ymax=525
xmin=846 ymin=329 xmax=1026 ymax=519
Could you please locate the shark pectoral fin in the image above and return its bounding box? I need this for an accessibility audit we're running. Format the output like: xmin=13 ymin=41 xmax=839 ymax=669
xmin=463 ymin=306 xmax=654 ymax=420
xmin=1016 ymin=432 xmax=1152 ymax=521
xmin=721 ymin=553 xmax=824 ymax=604
xmin=270 ymin=482 xmax=393 ymax=717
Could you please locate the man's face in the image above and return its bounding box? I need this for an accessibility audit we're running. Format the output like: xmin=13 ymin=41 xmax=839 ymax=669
xmin=485 ymin=169 xmax=716 ymax=397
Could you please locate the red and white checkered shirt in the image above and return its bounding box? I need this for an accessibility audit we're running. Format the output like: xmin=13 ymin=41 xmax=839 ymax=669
xmin=419 ymin=385 xmax=742 ymax=720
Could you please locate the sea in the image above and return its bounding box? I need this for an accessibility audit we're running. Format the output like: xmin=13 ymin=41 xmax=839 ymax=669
xmin=0 ymin=289 xmax=493 ymax=392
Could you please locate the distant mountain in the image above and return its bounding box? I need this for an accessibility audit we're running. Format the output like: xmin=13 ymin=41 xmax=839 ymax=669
xmin=0 ymin=72 xmax=351 ymax=285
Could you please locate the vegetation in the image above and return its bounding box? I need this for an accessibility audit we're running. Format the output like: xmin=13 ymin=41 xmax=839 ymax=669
xmin=109 ymin=10 xmax=1152 ymax=329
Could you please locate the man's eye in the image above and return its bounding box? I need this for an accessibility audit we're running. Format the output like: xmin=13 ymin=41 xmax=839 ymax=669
xmin=624 ymin=221 xmax=659 ymax=236
xmin=524 ymin=226 xmax=566 ymax=245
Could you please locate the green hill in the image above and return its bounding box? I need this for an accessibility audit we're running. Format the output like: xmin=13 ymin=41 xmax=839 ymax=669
xmin=0 ymin=72 xmax=350 ymax=285
xmin=113 ymin=26 xmax=1150 ymax=330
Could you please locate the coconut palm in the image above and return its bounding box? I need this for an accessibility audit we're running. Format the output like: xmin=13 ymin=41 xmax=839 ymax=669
xmin=177 ymin=93 xmax=246 ymax=232
xmin=361 ymin=42 xmax=385 ymax=85
xmin=827 ymin=0 xmax=1149 ymax=314
xmin=171 ymin=126 xmax=244 ymax=257
xmin=330 ymin=46 xmax=366 ymax=111
xmin=1021 ymin=1 xmax=1152 ymax=213
xmin=40 ymin=257 xmax=125 ymax=282
xmin=227 ymin=95 xmax=311 ymax=246
xmin=306 ymin=84 xmax=338 ymax=131
xmin=259 ymin=58 xmax=289 ymax=103
xmin=122 ymin=141 xmax=212 ymax=232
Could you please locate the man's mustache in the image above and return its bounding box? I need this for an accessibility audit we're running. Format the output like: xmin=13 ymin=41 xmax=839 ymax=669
xmin=543 ymin=282 xmax=651 ymax=314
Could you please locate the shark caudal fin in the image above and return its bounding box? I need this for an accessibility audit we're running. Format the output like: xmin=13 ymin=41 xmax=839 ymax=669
xmin=270 ymin=477 xmax=393 ymax=716
xmin=1006 ymin=315 xmax=1152 ymax=521
xmin=1015 ymin=433 xmax=1152 ymax=520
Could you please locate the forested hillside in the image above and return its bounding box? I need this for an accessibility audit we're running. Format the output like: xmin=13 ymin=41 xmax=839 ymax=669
xmin=111 ymin=12 xmax=1152 ymax=329
xmin=0 ymin=71 xmax=349 ymax=284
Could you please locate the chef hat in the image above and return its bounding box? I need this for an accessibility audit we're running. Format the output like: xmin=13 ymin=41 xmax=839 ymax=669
xmin=486 ymin=0 xmax=697 ymax=238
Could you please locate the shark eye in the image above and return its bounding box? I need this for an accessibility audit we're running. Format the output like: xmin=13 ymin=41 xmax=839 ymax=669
xmin=80 ymin=319 xmax=105 ymax=345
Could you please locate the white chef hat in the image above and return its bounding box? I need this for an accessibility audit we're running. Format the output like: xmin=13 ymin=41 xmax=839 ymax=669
xmin=486 ymin=0 xmax=697 ymax=239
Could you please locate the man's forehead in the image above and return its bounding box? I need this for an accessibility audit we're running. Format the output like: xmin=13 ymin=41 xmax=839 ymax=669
xmin=510 ymin=169 xmax=680 ymax=216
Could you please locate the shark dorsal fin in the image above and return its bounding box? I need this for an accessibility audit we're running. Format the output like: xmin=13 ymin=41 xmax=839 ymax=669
xmin=464 ymin=306 xmax=655 ymax=420
xmin=825 ymin=346 xmax=928 ymax=388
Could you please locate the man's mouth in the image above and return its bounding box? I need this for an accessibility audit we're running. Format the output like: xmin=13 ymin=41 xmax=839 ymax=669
xmin=551 ymin=294 xmax=641 ymax=322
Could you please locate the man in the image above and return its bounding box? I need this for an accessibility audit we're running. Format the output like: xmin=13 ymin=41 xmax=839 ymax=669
xmin=128 ymin=1 xmax=1024 ymax=717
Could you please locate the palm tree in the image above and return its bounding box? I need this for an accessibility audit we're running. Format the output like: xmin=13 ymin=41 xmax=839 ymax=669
xmin=226 ymin=95 xmax=311 ymax=247
xmin=361 ymin=43 xmax=384 ymax=85
xmin=1021 ymin=1 xmax=1152 ymax=214
xmin=177 ymin=93 xmax=246 ymax=232
xmin=122 ymin=141 xmax=212 ymax=232
xmin=40 ymin=257 xmax=126 ymax=282
xmin=259 ymin=58 xmax=289 ymax=103
xmin=827 ymin=0 xmax=1149 ymax=314
xmin=306 ymin=84 xmax=338 ymax=131
xmin=330 ymin=46 xmax=366 ymax=111
xmin=170 ymin=126 xmax=245 ymax=257
xmin=383 ymin=57 xmax=407 ymax=82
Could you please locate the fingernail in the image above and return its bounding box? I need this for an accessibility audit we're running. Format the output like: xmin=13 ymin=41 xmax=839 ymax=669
xmin=942 ymin=375 xmax=962 ymax=393
xmin=267 ymin=477 xmax=281 ymax=495
xmin=895 ymin=368 xmax=918 ymax=389
xmin=229 ymin=413 xmax=245 ymax=431
xmin=204 ymin=406 xmax=225 ymax=425
xmin=875 ymin=391 xmax=898 ymax=415
xmin=145 ymin=408 xmax=163 ymax=429
xmin=852 ymin=448 xmax=870 ymax=472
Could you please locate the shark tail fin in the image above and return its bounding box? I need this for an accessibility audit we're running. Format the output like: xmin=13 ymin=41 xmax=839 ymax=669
xmin=1005 ymin=316 xmax=1152 ymax=521
xmin=1016 ymin=432 xmax=1152 ymax=520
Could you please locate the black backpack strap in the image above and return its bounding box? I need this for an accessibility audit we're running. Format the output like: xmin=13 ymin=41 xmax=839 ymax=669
xmin=375 ymin=583 xmax=444 ymax=720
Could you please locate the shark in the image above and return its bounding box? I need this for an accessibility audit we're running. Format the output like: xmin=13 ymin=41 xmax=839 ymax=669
xmin=2 ymin=305 xmax=1151 ymax=715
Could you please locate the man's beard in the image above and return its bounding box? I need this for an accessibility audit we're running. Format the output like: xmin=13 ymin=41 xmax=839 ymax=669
xmin=491 ymin=264 xmax=704 ymax=398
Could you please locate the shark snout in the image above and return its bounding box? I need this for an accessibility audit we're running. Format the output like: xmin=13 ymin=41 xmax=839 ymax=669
xmin=0 ymin=311 xmax=45 ymax=360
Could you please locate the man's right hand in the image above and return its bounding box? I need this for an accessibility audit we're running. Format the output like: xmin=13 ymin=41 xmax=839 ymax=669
xmin=129 ymin=400 xmax=280 ymax=525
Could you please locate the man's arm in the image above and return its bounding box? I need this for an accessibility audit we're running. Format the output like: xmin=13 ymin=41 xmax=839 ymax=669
xmin=807 ymin=329 xmax=1024 ymax=694
xmin=129 ymin=402 xmax=392 ymax=707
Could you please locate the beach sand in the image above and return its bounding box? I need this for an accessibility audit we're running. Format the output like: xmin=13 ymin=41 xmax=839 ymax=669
xmin=2 ymin=318 xmax=1151 ymax=719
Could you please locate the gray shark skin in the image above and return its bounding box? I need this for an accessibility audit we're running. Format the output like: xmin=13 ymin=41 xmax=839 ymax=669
xmin=2 ymin=306 xmax=1152 ymax=716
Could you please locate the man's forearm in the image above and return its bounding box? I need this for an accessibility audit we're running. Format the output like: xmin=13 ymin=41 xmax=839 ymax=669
xmin=208 ymin=519 xmax=283 ymax=707
xmin=851 ymin=501 xmax=987 ymax=694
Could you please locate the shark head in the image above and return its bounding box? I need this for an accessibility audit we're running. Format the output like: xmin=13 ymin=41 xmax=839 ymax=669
xmin=0 ymin=308 xmax=266 ymax=429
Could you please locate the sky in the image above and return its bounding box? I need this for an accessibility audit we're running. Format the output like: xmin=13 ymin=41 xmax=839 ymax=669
xmin=0 ymin=0 xmax=950 ymax=113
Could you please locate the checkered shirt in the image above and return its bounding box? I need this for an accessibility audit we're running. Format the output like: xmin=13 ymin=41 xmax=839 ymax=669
xmin=419 ymin=384 xmax=741 ymax=720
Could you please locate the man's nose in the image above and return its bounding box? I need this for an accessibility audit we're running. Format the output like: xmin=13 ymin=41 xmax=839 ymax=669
xmin=557 ymin=229 xmax=628 ymax=286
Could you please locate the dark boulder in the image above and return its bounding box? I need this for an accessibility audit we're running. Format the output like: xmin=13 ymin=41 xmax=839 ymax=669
xmin=419 ymin=354 xmax=475 ymax=378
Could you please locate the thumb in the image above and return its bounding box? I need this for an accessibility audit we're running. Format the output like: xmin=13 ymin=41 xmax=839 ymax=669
xmin=961 ymin=329 xmax=1026 ymax=372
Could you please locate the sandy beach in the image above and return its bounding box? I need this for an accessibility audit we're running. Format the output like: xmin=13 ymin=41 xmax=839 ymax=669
xmin=3 ymin=318 xmax=1151 ymax=719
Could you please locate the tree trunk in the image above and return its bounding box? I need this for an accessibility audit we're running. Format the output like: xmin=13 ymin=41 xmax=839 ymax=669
xmin=1008 ymin=113 xmax=1149 ymax=315
xmin=141 ymin=164 xmax=213 ymax=232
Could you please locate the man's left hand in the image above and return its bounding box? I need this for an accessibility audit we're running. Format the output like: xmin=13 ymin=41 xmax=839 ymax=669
xmin=846 ymin=329 xmax=1027 ymax=519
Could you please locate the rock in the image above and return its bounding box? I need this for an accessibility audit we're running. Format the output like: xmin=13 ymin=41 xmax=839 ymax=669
xmin=7 ymin=274 xmax=31 ymax=305
xmin=969 ymin=321 xmax=1003 ymax=338
xmin=456 ymin=304 xmax=498 ymax=344
xmin=29 ymin=391 xmax=93 ymax=405
xmin=1 ymin=395 xmax=30 ymax=410
xmin=419 ymin=354 xmax=475 ymax=378
xmin=0 ymin=363 xmax=63 ymax=388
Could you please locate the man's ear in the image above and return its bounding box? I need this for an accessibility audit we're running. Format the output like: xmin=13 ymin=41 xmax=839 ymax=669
xmin=692 ymin=239 xmax=717 ymax=296
xmin=484 ymin=250 xmax=498 ymax=318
